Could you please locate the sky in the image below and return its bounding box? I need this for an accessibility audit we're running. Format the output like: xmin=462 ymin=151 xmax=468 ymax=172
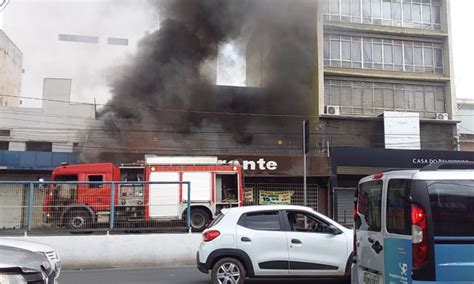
xmin=0 ymin=0 xmax=473 ymax=102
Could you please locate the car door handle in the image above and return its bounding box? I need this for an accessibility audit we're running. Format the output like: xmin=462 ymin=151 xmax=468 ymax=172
xmin=371 ymin=241 xmax=383 ymax=254
xmin=241 ymin=237 xmax=251 ymax=242
xmin=291 ymin=239 xmax=302 ymax=244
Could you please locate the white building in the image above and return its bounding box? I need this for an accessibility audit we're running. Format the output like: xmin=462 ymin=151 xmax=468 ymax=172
xmin=0 ymin=29 xmax=22 ymax=107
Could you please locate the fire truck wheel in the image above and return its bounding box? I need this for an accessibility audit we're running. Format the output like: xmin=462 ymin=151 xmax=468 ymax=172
xmin=190 ymin=208 xmax=210 ymax=232
xmin=65 ymin=210 xmax=92 ymax=231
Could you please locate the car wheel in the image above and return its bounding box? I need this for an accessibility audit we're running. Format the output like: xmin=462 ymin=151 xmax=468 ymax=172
xmin=211 ymin=257 xmax=245 ymax=284
xmin=190 ymin=208 xmax=210 ymax=232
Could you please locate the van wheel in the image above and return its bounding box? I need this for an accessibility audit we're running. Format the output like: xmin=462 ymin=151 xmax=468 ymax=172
xmin=189 ymin=209 xmax=210 ymax=232
xmin=211 ymin=257 xmax=245 ymax=284
xmin=65 ymin=210 xmax=92 ymax=231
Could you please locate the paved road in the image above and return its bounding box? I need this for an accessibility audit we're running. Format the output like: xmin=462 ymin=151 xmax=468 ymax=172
xmin=62 ymin=266 xmax=350 ymax=284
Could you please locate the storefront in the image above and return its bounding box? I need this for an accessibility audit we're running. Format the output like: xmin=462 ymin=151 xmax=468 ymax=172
xmin=219 ymin=155 xmax=331 ymax=215
xmin=330 ymin=147 xmax=474 ymax=226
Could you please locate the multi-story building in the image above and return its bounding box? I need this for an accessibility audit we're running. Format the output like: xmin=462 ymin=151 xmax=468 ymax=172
xmin=456 ymin=98 xmax=474 ymax=151
xmin=245 ymin=0 xmax=463 ymax=222
xmin=0 ymin=30 xmax=22 ymax=107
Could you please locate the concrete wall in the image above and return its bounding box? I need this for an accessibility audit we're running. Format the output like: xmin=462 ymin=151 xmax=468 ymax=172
xmin=3 ymin=234 xmax=202 ymax=269
xmin=0 ymin=30 xmax=22 ymax=107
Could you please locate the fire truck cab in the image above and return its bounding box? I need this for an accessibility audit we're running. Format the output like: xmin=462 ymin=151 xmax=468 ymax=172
xmin=42 ymin=156 xmax=243 ymax=231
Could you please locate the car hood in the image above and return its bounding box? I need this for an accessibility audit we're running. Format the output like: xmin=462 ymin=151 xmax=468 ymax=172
xmin=0 ymin=245 xmax=51 ymax=272
xmin=0 ymin=238 xmax=55 ymax=254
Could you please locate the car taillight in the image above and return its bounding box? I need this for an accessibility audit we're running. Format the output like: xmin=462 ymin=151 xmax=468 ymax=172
xmin=353 ymin=207 xmax=357 ymax=257
xmin=203 ymin=230 xmax=220 ymax=242
xmin=412 ymin=203 xmax=428 ymax=268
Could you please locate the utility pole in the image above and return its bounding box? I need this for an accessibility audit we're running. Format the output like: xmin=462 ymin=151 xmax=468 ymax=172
xmin=303 ymin=120 xmax=309 ymax=206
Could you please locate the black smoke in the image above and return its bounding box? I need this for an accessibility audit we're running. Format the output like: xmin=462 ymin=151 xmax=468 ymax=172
xmin=84 ymin=0 xmax=319 ymax=162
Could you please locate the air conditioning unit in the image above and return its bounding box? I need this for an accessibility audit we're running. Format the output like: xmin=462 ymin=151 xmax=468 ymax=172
xmin=325 ymin=105 xmax=341 ymax=115
xmin=436 ymin=113 xmax=449 ymax=120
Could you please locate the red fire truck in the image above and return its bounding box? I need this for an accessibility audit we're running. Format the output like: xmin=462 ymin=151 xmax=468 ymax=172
xmin=42 ymin=156 xmax=243 ymax=231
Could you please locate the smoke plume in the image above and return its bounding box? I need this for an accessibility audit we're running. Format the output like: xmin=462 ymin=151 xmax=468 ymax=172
xmin=84 ymin=0 xmax=319 ymax=162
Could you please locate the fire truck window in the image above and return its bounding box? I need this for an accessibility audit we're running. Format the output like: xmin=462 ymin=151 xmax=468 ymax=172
xmin=220 ymin=174 xmax=238 ymax=202
xmin=88 ymin=175 xmax=104 ymax=188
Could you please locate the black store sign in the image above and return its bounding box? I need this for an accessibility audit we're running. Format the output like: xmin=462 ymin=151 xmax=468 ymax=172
xmin=331 ymin=147 xmax=474 ymax=172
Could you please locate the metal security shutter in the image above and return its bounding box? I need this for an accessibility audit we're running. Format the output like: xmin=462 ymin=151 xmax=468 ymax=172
xmin=335 ymin=187 xmax=356 ymax=226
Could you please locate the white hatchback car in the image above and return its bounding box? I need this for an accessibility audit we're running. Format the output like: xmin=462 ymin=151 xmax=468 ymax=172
xmin=197 ymin=205 xmax=353 ymax=284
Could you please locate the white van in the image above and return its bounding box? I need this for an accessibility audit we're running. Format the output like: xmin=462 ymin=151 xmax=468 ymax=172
xmin=352 ymin=162 xmax=474 ymax=283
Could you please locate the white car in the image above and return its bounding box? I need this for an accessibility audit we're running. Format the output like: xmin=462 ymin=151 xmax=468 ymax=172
xmin=0 ymin=238 xmax=61 ymax=282
xmin=197 ymin=205 xmax=353 ymax=284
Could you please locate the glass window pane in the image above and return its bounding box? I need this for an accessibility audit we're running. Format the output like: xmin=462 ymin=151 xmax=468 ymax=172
xmin=372 ymin=0 xmax=381 ymax=18
xmin=342 ymin=0 xmax=351 ymax=15
xmin=387 ymin=179 xmax=412 ymax=235
xmin=353 ymin=0 xmax=362 ymax=17
xmin=356 ymin=180 xmax=382 ymax=232
xmin=373 ymin=42 xmax=383 ymax=63
xmin=434 ymin=48 xmax=443 ymax=67
xmin=331 ymin=38 xmax=341 ymax=60
xmin=383 ymin=1 xmax=392 ymax=19
xmin=363 ymin=0 xmax=371 ymax=19
xmin=412 ymin=4 xmax=422 ymax=22
xmin=342 ymin=41 xmax=351 ymax=60
xmin=352 ymin=40 xmax=362 ymax=62
xmin=330 ymin=0 xmax=340 ymax=14
xmin=242 ymin=211 xmax=281 ymax=231
xmin=403 ymin=3 xmax=412 ymax=22
xmin=428 ymin=181 xmax=474 ymax=237
xmin=424 ymin=46 xmax=433 ymax=66
xmin=392 ymin=1 xmax=402 ymax=20
xmin=422 ymin=4 xmax=431 ymax=23
xmin=384 ymin=44 xmax=393 ymax=64
xmin=324 ymin=38 xmax=330 ymax=60
xmin=414 ymin=46 xmax=423 ymax=65
xmin=394 ymin=44 xmax=403 ymax=65
xmin=432 ymin=6 xmax=441 ymax=24
xmin=363 ymin=41 xmax=373 ymax=67
xmin=404 ymin=45 xmax=413 ymax=65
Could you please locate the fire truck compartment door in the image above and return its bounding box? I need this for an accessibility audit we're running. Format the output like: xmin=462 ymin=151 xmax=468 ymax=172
xmin=182 ymin=172 xmax=212 ymax=202
xmin=148 ymin=172 xmax=180 ymax=218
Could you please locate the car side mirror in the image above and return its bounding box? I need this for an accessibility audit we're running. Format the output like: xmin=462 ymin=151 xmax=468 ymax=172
xmin=328 ymin=224 xmax=342 ymax=235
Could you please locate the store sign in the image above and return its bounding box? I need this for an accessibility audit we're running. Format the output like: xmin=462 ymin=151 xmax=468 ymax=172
xmin=259 ymin=190 xmax=293 ymax=205
xmin=411 ymin=158 xmax=470 ymax=165
xmin=219 ymin=158 xmax=278 ymax=171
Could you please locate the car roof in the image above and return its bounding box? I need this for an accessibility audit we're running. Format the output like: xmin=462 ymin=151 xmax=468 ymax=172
xmin=226 ymin=205 xmax=315 ymax=214
xmin=359 ymin=169 xmax=474 ymax=184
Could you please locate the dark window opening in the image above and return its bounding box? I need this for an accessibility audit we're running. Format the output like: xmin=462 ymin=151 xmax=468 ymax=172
xmin=0 ymin=130 xmax=10 ymax=137
xmin=0 ymin=141 xmax=8 ymax=151
xmin=25 ymin=141 xmax=52 ymax=152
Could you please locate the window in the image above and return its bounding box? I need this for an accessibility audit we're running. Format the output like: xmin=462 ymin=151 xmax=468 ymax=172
xmin=238 ymin=211 xmax=281 ymax=231
xmin=428 ymin=181 xmax=474 ymax=237
xmin=387 ymin=179 xmax=412 ymax=235
xmin=25 ymin=141 xmax=52 ymax=152
xmin=58 ymin=34 xmax=99 ymax=44
xmin=324 ymin=79 xmax=446 ymax=117
xmin=286 ymin=211 xmax=332 ymax=234
xmin=324 ymin=34 xmax=444 ymax=74
xmin=0 ymin=130 xmax=10 ymax=137
xmin=0 ymin=141 xmax=9 ymax=150
xmin=324 ymin=0 xmax=442 ymax=30
xmin=88 ymin=175 xmax=104 ymax=188
xmin=357 ymin=180 xmax=382 ymax=231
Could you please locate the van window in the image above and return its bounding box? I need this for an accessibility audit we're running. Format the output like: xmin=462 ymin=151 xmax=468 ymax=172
xmin=357 ymin=180 xmax=382 ymax=231
xmin=387 ymin=179 xmax=411 ymax=235
xmin=428 ymin=181 xmax=474 ymax=237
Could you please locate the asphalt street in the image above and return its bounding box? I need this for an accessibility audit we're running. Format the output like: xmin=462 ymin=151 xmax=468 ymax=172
xmin=61 ymin=266 xmax=350 ymax=284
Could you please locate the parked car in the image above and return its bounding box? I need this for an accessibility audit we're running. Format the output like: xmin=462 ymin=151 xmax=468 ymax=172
xmin=0 ymin=245 xmax=55 ymax=284
xmin=197 ymin=205 xmax=353 ymax=283
xmin=0 ymin=238 xmax=61 ymax=281
xmin=353 ymin=163 xmax=474 ymax=284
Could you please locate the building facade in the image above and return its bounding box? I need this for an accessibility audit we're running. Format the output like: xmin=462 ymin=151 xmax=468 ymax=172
xmin=0 ymin=30 xmax=22 ymax=107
